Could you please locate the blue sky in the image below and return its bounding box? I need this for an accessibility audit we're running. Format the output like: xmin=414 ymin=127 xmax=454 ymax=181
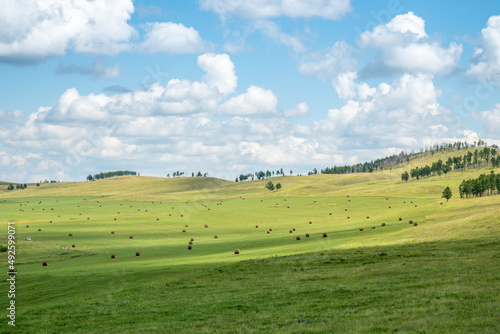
xmin=1 ymin=0 xmax=499 ymax=182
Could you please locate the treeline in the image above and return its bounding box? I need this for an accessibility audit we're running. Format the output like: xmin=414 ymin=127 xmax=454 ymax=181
xmin=459 ymin=171 xmax=500 ymax=198
xmin=402 ymin=147 xmax=499 ymax=181
xmin=87 ymin=170 xmax=137 ymax=181
xmin=311 ymin=140 xmax=496 ymax=176
xmin=237 ymin=169 xmax=291 ymax=182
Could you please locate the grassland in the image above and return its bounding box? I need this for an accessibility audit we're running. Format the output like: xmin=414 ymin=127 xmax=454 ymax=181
xmin=0 ymin=150 xmax=499 ymax=333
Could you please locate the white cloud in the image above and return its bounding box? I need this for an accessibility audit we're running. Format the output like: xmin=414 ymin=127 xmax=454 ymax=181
xmin=284 ymin=102 xmax=309 ymax=117
xmin=199 ymin=0 xmax=352 ymax=20
xmin=475 ymin=104 xmax=500 ymax=138
xmin=140 ymin=22 xmax=207 ymax=54
xmin=219 ymin=86 xmax=278 ymax=115
xmin=358 ymin=12 xmax=462 ymax=77
xmin=0 ymin=0 xmax=135 ymax=63
xmin=466 ymin=15 xmax=500 ymax=84
xmin=254 ymin=20 xmax=306 ymax=52
xmin=198 ymin=53 xmax=238 ymax=95
xmin=299 ymin=41 xmax=358 ymax=79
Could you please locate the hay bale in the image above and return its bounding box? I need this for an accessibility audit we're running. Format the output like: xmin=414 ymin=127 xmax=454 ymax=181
xmin=296 ymin=236 xmax=301 ymax=240
xmin=305 ymin=233 xmax=310 ymax=237
xmin=169 ymin=214 xmax=172 ymax=216
xmin=111 ymin=254 xmax=116 ymax=259
xmin=50 ymin=220 xmax=52 ymax=223
xmin=289 ymin=230 xmax=293 ymax=233
xmin=389 ymin=206 xmax=391 ymax=209
xmin=367 ymin=216 xmax=370 ymax=219
xmin=38 ymin=228 xmax=42 ymax=231
xmin=234 ymin=249 xmax=240 ymax=254
xmin=114 ymin=218 xmax=117 ymax=221
xmin=409 ymin=220 xmax=413 ymax=224
xmin=359 ymin=227 xmax=364 ymax=231
xmin=185 ymin=224 xmax=189 ymax=227
xmin=348 ymin=199 xmax=351 ymax=202
xmin=187 ymin=245 xmax=192 ymax=250
xmin=214 ymin=235 xmax=218 ymax=239
xmin=181 ymin=214 xmax=184 ymax=217
xmin=371 ymin=226 xmax=376 ymax=229
xmin=269 ymin=228 xmax=272 ymax=231
xmin=43 ymin=261 xmax=48 ymax=266
xmin=267 ymin=231 xmax=270 ymax=234
xmin=69 ymin=233 xmax=73 ymax=236
xmin=287 ymin=206 xmax=290 ymax=208
xmin=191 ymin=237 xmax=195 ymax=241
xmin=399 ymin=217 xmax=402 ymax=221
xmin=111 ymin=231 xmax=115 ymax=234
xmin=204 ymin=224 xmax=208 ymax=228
xmin=440 ymin=202 xmax=443 ymax=205
xmin=345 ymin=208 xmax=347 ymax=211
xmin=323 ymin=232 xmax=327 ymax=237
xmin=347 ymin=216 xmax=350 ymax=219
xmin=415 ymin=205 xmax=417 ymax=207
xmin=381 ymin=223 xmax=386 ymax=227
xmin=189 ymin=241 xmax=193 ymax=245
xmin=136 ymin=252 xmax=141 ymax=256
xmin=413 ymin=222 xmax=418 ymax=226
xmin=309 ymin=221 xmax=312 ymax=224
xmin=182 ymin=229 xmax=186 ymax=232
xmin=72 ymin=244 xmax=75 ymax=248
xmin=329 ymin=212 xmax=332 ymax=215
xmin=129 ymin=235 xmax=133 ymax=239
xmin=87 ymin=217 xmax=90 ymax=220
xmin=292 ymin=228 xmax=296 ymax=231
xmin=255 ymin=225 xmax=258 ymax=228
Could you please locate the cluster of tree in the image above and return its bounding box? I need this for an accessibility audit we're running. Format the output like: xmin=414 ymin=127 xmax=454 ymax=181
xmin=402 ymin=147 xmax=499 ymax=182
xmin=265 ymin=181 xmax=282 ymax=191
xmin=87 ymin=171 xmax=137 ymax=181
xmin=192 ymin=172 xmax=208 ymax=177
xmin=6 ymin=183 xmax=27 ymax=190
xmin=459 ymin=171 xmax=500 ymax=199
xmin=315 ymin=140 xmax=496 ymax=176
xmin=237 ymin=169 xmax=291 ymax=182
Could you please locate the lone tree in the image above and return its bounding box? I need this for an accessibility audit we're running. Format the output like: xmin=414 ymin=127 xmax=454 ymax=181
xmin=265 ymin=181 xmax=274 ymax=191
xmin=442 ymin=186 xmax=452 ymax=202
xmin=7 ymin=184 xmax=14 ymax=190
xmin=276 ymin=183 xmax=282 ymax=190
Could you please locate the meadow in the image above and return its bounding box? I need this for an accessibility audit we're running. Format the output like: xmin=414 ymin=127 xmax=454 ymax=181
xmin=0 ymin=149 xmax=499 ymax=333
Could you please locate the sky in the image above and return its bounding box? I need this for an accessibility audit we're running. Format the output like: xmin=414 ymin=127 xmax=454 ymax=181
xmin=1 ymin=0 xmax=499 ymax=182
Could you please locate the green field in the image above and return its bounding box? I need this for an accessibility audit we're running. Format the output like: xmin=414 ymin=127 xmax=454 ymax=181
xmin=1 ymin=151 xmax=499 ymax=333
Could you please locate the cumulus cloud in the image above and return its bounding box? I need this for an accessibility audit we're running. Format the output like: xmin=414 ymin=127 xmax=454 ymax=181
xmin=198 ymin=53 xmax=238 ymax=95
xmin=56 ymin=59 xmax=121 ymax=79
xmin=140 ymin=22 xmax=207 ymax=54
xmin=199 ymin=0 xmax=352 ymax=20
xmin=299 ymin=41 xmax=358 ymax=79
xmin=358 ymin=12 xmax=462 ymax=77
xmin=219 ymin=86 xmax=278 ymax=115
xmin=0 ymin=0 xmax=135 ymax=64
xmin=466 ymin=15 xmax=500 ymax=84
xmin=284 ymin=102 xmax=309 ymax=117
xmin=474 ymin=104 xmax=500 ymax=138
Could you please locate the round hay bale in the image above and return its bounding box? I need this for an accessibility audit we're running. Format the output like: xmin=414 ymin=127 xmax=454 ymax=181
xmin=284 ymin=199 xmax=287 ymax=201
xmin=169 ymin=214 xmax=172 ymax=216
xmin=413 ymin=222 xmax=418 ymax=226
xmin=69 ymin=233 xmax=73 ymax=236
xmin=234 ymin=249 xmax=240 ymax=254
xmin=292 ymin=228 xmax=296 ymax=231
xmin=182 ymin=229 xmax=186 ymax=233
xmin=111 ymin=254 xmax=116 ymax=259
xmin=129 ymin=235 xmax=133 ymax=239
xmin=305 ymin=233 xmax=310 ymax=237
xmin=371 ymin=226 xmax=376 ymax=229
xmin=190 ymin=237 xmax=194 ymax=241
xmin=289 ymin=230 xmax=293 ymax=233
xmin=345 ymin=208 xmax=347 ymax=211
xmin=296 ymin=236 xmax=301 ymax=240
xmin=267 ymin=231 xmax=270 ymax=234
xmin=309 ymin=221 xmax=312 ymax=224
xmin=111 ymin=231 xmax=115 ymax=234
xmin=329 ymin=212 xmax=332 ymax=215
xmin=386 ymin=197 xmax=389 ymax=200
xmin=411 ymin=201 xmax=413 ymax=203
xmin=189 ymin=241 xmax=193 ymax=245
xmin=399 ymin=217 xmax=402 ymax=221
xmin=440 ymin=202 xmax=443 ymax=205
xmin=156 ymin=218 xmax=159 ymax=221
xmin=50 ymin=220 xmax=52 ymax=223
xmin=347 ymin=216 xmax=350 ymax=219
xmin=43 ymin=261 xmax=48 ymax=266
xmin=87 ymin=217 xmax=90 ymax=220
xmin=260 ymin=200 xmax=263 ymax=202
xmin=136 ymin=252 xmax=141 ymax=256
xmin=214 ymin=235 xmax=218 ymax=239
xmin=409 ymin=220 xmax=413 ymax=224
xmin=348 ymin=199 xmax=351 ymax=202
xmin=38 ymin=228 xmax=42 ymax=231
xmin=323 ymin=232 xmax=327 ymax=237
xmin=415 ymin=205 xmax=417 ymax=207
xmin=367 ymin=216 xmax=370 ymax=219
xmin=359 ymin=227 xmax=364 ymax=231
xmin=114 ymin=218 xmax=117 ymax=221
xmin=181 ymin=214 xmax=184 ymax=217
xmin=185 ymin=224 xmax=189 ymax=227
xmin=269 ymin=228 xmax=272 ymax=231
xmin=389 ymin=206 xmax=391 ymax=209
xmin=187 ymin=245 xmax=192 ymax=250
xmin=381 ymin=223 xmax=386 ymax=227
xmin=287 ymin=206 xmax=290 ymax=208
xmin=204 ymin=224 xmax=208 ymax=228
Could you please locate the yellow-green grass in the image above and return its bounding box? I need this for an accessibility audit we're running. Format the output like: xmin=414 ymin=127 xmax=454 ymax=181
xmin=0 ymin=153 xmax=499 ymax=333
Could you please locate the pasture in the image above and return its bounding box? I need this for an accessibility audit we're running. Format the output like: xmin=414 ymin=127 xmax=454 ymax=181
xmin=0 ymin=158 xmax=499 ymax=333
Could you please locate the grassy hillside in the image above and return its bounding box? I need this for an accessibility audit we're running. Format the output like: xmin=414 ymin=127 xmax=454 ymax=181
xmin=0 ymin=150 xmax=498 ymax=333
